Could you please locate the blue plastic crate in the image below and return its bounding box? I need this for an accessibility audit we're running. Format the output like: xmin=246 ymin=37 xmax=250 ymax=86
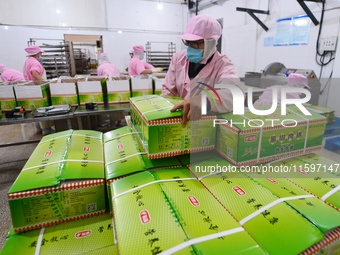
xmin=324 ymin=117 xmax=340 ymax=137
xmin=324 ymin=136 xmax=340 ymax=151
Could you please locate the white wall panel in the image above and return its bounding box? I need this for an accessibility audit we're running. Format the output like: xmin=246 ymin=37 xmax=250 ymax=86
xmin=0 ymin=0 xmax=106 ymax=27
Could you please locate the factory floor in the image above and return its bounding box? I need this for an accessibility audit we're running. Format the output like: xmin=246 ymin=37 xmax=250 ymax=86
xmin=0 ymin=123 xmax=340 ymax=252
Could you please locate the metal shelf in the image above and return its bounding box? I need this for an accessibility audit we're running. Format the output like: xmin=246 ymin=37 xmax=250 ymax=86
xmin=145 ymin=42 xmax=176 ymax=71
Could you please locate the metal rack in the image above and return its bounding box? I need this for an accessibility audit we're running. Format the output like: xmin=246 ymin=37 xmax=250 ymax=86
xmin=73 ymin=48 xmax=91 ymax=74
xmin=145 ymin=42 xmax=176 ymax=71
xmin=39 ymin=43 xmax=71 ymax=79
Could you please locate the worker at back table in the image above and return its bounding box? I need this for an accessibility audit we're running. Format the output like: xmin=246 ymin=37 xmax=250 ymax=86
xmin=97 ymin=53 xmax=121 ymax=78
xmin=128 ymin=45 xmax=162 ymax=76
xmin=0 ymin=64 xmax=25 ymax=82
xmin=161 ymin=14 xmax=241 ymax=126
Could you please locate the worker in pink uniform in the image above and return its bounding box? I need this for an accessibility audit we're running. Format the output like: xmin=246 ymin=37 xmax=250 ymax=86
xmin=97 ymin=53 xmax=121 ymax=78
xmin=162 ymin=14 xmax=241 ymax=126
xmin=128 ymin=45 xmax=159 ymax=76
xmin=23 ymin=45 xmax=53 ymax=135
xmin=0 ymin=64 xmax=25 ymax=82
xmin=23 ymin=45 xmax=46 ymax=82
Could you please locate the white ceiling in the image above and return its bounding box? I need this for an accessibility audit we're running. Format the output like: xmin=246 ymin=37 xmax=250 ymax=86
xmin=143 ymin=0 xmax=188 ymax=5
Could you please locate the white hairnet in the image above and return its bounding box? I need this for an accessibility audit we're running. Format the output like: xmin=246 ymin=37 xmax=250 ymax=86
xmin=202 ymin=38 xmax=217 ymax=61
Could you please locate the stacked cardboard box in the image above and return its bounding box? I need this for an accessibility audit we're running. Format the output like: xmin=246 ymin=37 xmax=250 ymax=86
xmin=7 ymin=130 xmax=106 ymax=233
xmin=49 ymin=82 xmax=78 ymax=106
xmin=105 ymin=77 xmax=131 ymax=104
xmin=130 ymin=95 xmax=216 ymax=159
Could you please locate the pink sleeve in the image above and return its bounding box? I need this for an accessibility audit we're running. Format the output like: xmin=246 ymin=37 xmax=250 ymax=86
xmin=161 ymin=54 xmax=178 ymax=97
xmin=144 ymin=62 xmax=154 ymax=69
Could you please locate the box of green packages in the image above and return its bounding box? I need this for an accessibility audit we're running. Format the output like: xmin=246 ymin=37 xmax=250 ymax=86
xmin=269 ymin=153 xmax=340 ymax=210
xmin=77 ymin=80 xmax=104 ymax=106
xmin=215 ymin=105 xmax=327 ymax=166
xmin=151 ymin=74 xmax=166 ymax=95
xmin=14 ymin=82 xmax=51 ymax=111
xmin=106 ymin=77 xmax=131 ymax=104
xmin=130 ymin=95 xmax=216 ymax=159
xmin=152 ymin=168 xmax=267 ymax=255
xmin=49 ymin=82 xmax=78 ymax=106
xmin=0 ymin=85 xmax=16 ymax=111
xmin=110 ymin=171 xmax=194 ymax=255
xmin=130 ymin=76 xmax=153 ymax=97
xmin=7 ymin=130 xmax=106 ymax=233
xmin=189 ymin=156 xmax=324 ymax=255
xmin=0 ymin=213 xmax=117 ymax=255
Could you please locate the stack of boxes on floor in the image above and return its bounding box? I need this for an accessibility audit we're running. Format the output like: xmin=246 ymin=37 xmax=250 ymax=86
xmin=1 ymin=95 xmax=340 ymax=255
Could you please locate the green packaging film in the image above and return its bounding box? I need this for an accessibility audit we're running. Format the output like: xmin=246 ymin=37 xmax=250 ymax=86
xmin=0 ymin=85 xmax=16 ymax=111
xmin=14 ymin=83 xmax=50 ymax=110
xmin=130 ymin=76 xmax=153 ymax=97
xmin=215 ymin=105 xmax=327 ymax=166
xmin=189 ymin=156 xmax=324 ymax=255
xmin=152 ymin=168 xmax=267 ymax=255
xmin=244 ymin=170 xmax=340 ymax=233
xmin=49 ymin=82 xmax=78 ymax=106
xmin=0 ymin=213 xmax=117 ymax=255
xmin=269 ymin=153 xmax=340 ymax=210
xmin=7 ymin=130 xmax=106 ymax=232
xmin=110 ymin=171 xmax=193 ymax=255
xmin=106 ymin=78 xmax=131 ymax=104
xmin=130 ymin=95 xmax=216 ymax=159
xmin=77 ymin=81 xmax=104 ymax=105
xmin=103 ymin=126 xmax=182 ymax=211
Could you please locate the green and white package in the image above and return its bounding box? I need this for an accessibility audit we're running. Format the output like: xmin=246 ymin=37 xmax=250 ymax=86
xmin=244 ymin=170 xmax=340 ymax=233
xmin=0 ymin=213 xmax=117 ymax=255
xmin=14 ymin=83 xmax=50 ymax=110
xmin=106 ymin=78 xmax=131 ymax=104
xmin=130 ymin=95 xmax=216 ymax=159
xmin=49 ymin=82 xmax=78 ymax=106
xmin=189 ymin=156 xmax=324 ymax=255
xmin=110 ymin=171 xmax=194 ymax=255
xmin=215 ymin=105 xmax=327 ymax=166
xmin=77 ymin=81 xmax=104 ymax=105
xmin=152 ymin=168 xmax=267 ymax=255
xmin=269 ymin=154 xmax=340 ymax=209
xmin=7 ymin=130 xmax=106 ymax=233
xmin=130 ymin=76 xmax=153 ymax=97
xmin=0 ymin=85 xmax=16 ymax=111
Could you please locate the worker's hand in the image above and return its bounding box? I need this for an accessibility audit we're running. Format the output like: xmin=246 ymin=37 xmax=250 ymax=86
xmin=170 ymin=95 xmax=202 ymax=127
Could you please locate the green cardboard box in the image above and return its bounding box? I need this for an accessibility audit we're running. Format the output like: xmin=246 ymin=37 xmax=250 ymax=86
xmin=7 ymin=130 xmax=106 ymax=232
xmin=215 ymin=106 xmax=327 ymax=166
xmin=0 ymin=213 xmax=117 ymax=255
xmin=110 ymin=171 xmax=194 ymax=255
xmin=269 ymin=154 xmax=340 ymax=209
xmin=49 ymin=82 xmax=78 ymax=106
xmin=0 ymin=85 xmax=16 ymax=111
xmin=189 ymin=156 xmax=324 ymax=255
xmin=130 ymin=95 xmax=216 ymax=159
xmin=151 ymin=74 xmax=166 ymax=95
xmin=130 ymin=76 xmax=153 ymax=97
xmin=14 ymin=83 xmax=51 ymax=111
xmin=77 ymin=81 xmax=104 ymax=106
xmin=106 ymin=77 xmax=131 ymax=104
xmin=152 ymin=168 xmax=267 ymax=255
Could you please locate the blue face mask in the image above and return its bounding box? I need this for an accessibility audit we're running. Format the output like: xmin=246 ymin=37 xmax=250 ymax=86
xmin=186 ymin=46 xmax=203 ymax=63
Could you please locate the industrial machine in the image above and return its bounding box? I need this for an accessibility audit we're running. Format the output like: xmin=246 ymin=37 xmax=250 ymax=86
xmin=244 ymin=62 xmax=321 ymax=105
